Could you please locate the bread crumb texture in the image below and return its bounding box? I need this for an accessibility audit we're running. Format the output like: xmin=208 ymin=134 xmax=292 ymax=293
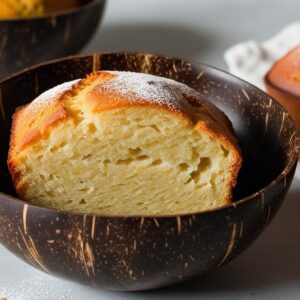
xmin=8 ymin=71 xmax=241 ymax=216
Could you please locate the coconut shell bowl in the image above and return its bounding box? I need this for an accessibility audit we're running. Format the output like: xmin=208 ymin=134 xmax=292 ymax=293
xmin=0 ymin=0 xmax=106 ymax=78
xmin=0 ymin=52 xmax=298 ymax=291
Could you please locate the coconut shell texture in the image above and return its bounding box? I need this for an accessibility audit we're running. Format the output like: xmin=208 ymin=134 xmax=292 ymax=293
xmin=0 ymin=53 xmax=298 ymax=291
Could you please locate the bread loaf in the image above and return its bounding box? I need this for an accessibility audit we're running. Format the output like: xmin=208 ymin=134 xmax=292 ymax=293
xmin=8 ymin=71 xmax=242 ymax=215
xmin=265 ymin=46 xmax=300 ymax=139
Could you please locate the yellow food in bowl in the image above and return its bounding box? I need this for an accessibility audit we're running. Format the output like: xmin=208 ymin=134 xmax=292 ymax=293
xmin=8 ymin=71 xmax=242 ymax=216
xmin=0 ymin=0 xmax=79 ymax=19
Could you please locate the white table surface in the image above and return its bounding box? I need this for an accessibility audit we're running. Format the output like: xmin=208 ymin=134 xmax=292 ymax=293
xmin=1 ymin=0 xmax=300 ymax=299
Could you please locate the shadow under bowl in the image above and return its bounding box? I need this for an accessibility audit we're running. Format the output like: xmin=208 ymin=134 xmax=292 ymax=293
xmin=0 ymin=0 xmax=106 ymax=78
xmin=0 ymin=52 xmax=299 ymax=291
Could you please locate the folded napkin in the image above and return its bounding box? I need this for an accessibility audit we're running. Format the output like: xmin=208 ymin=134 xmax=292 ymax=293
xmin=224 ymin=23 xmax=300 ymax=179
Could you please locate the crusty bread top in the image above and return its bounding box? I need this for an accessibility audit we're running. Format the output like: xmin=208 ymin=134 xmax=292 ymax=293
xmin=9 ymin=71 xmax=241 ymax=165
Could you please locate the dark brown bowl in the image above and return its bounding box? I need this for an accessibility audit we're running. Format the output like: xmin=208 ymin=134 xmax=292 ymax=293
xmin=0 ymin=0 xmax=106 ymax=78
xmin=0 ymin=52 xmax=299 ymax=291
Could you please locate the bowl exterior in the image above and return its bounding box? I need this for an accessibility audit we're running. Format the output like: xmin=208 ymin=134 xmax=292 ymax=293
xmin=0 ymin=52 xmax=298 ymax=291
xmin=0 ymin=0 xmax=106 ymax=78
xmin=0 ymin=173 xmax=295 ymax=291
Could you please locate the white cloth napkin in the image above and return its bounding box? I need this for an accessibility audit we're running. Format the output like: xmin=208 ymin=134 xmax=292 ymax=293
xmin=224 ymin=23 xmax=300 ymax=179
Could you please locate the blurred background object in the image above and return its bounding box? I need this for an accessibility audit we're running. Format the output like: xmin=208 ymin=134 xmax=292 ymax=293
xmin=0 ymin=0 xmax=80 ymax=19
xmin=225 ymin=23 xmax=300 ymax=178
xmin=44 ymin=0 xmax=80 ymax=14
xmin=0 ymin=0 xmax=105 ymax=78
xmin=0 ymin=0 xmax=44 ymax=18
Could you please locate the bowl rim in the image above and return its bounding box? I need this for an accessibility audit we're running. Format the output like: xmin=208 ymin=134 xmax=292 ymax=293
xmin=0 ymin=51 xmax=299 ymax=219
xmin=0 ymin=0 xmax=105 ymax=22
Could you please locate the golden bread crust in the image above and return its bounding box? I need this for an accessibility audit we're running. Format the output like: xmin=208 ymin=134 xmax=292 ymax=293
xmin=8 ymin=80 xmax=80 ymax=163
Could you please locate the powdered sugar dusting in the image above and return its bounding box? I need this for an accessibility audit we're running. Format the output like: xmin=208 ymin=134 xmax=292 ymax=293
xmin=27 ymin=72 xmax=202 ymax=114
xmin=29 ymin=79 xmax=80 ymax=111
xmin=98 ymin=71 xmax=201 ymax=111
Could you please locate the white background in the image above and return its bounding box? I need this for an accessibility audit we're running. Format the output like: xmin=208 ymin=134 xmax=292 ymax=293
xmin=1 ymin=0 xmax=300 ymax=299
